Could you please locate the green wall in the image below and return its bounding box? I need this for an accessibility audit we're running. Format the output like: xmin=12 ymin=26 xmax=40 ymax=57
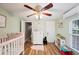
xmin=55 ymin=19 xmax=70 ymax=46
xmin=0 ymin=8 xmax=20 ymax=37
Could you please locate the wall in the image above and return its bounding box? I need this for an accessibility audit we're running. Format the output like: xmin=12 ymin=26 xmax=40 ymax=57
xmin=32 ymin=20 xmax=55 ymax=43
xmin=46 ymin=21 xmax=55 ymax=42
xmin=0 ymin=8 xmax=20 ymax=37
xmin=55 ymin=19 xmax=70 ymax=46
xmin=60 ymin=5 xmax=79 ymax=47
xmin=21 ymin=17 xmax=56 ymax=43
xmin=56 ymin=13 xmax=79 ymax=48
xmin=66 ymin=14 xmax=79 ymax=47
xmin=56 ymin=5 xmax=79 ymax=47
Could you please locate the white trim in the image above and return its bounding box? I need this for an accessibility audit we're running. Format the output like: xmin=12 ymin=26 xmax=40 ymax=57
xmin=69 ymin=18 xmax=79 ymax=53
xmin=68 ymin=46 xmax=79 ymax=53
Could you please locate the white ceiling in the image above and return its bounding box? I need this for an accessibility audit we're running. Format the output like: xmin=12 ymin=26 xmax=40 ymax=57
xmin=0 ymin=3 xmax=78 ymax=19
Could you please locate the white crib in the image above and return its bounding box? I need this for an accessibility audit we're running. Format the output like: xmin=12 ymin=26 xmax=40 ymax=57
xmin=0 ymin=33 xmax=24 ymax=55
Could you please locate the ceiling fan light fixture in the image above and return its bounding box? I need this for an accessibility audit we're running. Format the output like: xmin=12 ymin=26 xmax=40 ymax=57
xmin=35 ymin=14 xmax=42 ymax=19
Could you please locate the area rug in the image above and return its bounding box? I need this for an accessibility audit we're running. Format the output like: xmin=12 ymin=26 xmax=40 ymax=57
xmin=31 ymin=45 xmax=44 ymax=51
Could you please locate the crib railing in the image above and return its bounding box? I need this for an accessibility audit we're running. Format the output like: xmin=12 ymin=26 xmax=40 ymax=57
xmin=0 ymin=33 xmax=24 ymax=55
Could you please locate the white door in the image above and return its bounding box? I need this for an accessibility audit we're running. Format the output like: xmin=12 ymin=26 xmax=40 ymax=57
xmin=46 ymin=21 xmax=55 ymax=43
xmin=32 ymin=31 xmax=43 ymax=44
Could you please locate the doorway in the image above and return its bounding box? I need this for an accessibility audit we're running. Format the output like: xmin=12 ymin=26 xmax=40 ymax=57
xmin=25 ymin=22 xmax=32 ymax=42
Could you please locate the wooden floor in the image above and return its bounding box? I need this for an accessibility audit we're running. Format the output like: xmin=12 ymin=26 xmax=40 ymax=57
xmin=24 ymin=41 xmax=60 ymax=55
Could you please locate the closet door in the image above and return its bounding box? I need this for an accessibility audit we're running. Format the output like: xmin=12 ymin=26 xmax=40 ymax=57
xmin=46 ymin=21 xmax=55 ymax=43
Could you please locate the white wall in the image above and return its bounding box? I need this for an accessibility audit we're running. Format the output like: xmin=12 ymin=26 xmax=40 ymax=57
xmin=32 ymin=20 xmax=55 ymax=43
xmin=46 ymin=21 xmax=55 ymax=42
xmin=22 ymin=17 xmax=56 ymax=43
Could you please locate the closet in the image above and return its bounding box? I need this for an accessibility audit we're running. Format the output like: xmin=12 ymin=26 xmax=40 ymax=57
xmin=32 ymin=20 xmax=55 ymax=44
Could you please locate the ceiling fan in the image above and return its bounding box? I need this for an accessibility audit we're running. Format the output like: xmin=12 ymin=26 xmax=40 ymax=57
xmin=24 ymin=3 xmax=53 ymax=18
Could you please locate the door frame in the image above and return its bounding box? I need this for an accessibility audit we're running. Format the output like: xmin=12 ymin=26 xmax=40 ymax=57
xmin=21 ymin=20 xmax=32 ymax=42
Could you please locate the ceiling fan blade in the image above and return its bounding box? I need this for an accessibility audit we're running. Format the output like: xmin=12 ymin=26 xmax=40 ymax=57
xmin=42 ymin=12 xmax=52 ymax=16
xmin=41 ymin=3 xmax=53 ymax=11
xmin=24 ymin=5 xmax=36 ymax=11
xmin=27 ymin=13 xmax=36 ymax=17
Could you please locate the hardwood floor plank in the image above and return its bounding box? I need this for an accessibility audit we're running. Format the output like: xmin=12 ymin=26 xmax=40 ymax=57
xmin=50 ymin=44 xmax=60 ymax=55
xmin=46 ymin=44 xmax=55 ymax=55
xmin=24 ymin=42 xmax=60 ymax=55
xmin=44 ymin=45 xmax=51 ymax=55
xmin=29 ymin=49 xmax=33 ymax=55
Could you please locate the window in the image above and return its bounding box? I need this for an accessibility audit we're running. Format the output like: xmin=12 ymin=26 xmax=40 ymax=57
xmin=71 ymin=20 xmax=79 ymax=51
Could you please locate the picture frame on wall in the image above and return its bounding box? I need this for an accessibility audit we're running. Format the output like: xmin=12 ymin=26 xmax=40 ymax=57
xmin=0 ymin=14 xmax=6 ymax=28
xmin=57 ymin=22 xmax=63 ymax=28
